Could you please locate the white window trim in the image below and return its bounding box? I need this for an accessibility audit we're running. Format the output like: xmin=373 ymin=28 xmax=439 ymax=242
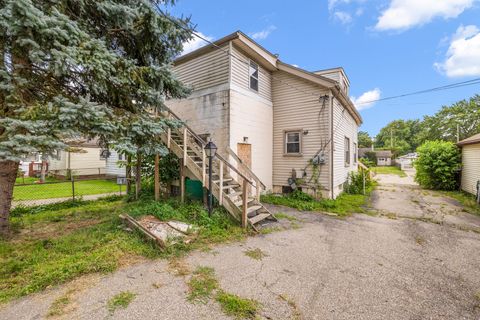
xmin=284 ymin=130 xmax=302 ymax=156
xmin=353 ymin=142 xmax=357 ymax=163
xmin=345 ymin=136 xmax=350 ymax=166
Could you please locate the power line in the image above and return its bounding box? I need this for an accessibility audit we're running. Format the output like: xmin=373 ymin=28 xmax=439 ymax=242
xmin=155 ymin=6 xmax=327 ymax=101
xmin=354 ymin=78 xmax=480 ymax=106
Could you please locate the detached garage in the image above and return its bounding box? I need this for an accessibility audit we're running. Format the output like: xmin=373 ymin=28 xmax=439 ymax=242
xmin=458 ymin=133 xmax=480 ymax=196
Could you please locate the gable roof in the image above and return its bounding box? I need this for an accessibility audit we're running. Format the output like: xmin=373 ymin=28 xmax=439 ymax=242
xmin=457 ymin=133 xmax=480 ymax=146
xmin=375 ymin=150 xmax=393 ymax=158
xmin=174 ymin=31 xmax=362 ymax=125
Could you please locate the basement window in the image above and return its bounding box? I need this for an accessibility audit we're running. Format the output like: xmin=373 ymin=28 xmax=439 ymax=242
xmin=285 ymin=131 xmax=301 ymax=155
xmin=249 ymin=60 xmax=259 ymax=91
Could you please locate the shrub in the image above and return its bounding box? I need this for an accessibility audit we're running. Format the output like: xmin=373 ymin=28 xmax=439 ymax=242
xmin=414 ymin=141 xmax=461 ymax=190
xmin=344 ymin=170 xmax=372 ymax=195
xmin=359 ymin=157 xmax=375 ymax=168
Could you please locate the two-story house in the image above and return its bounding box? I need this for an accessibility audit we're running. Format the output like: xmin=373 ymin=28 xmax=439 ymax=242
xmin=167 ymin=31 xmax=362 ymax=199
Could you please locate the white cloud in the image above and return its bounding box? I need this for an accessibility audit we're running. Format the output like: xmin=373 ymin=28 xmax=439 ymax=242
xmin=334 ymin=11 xmax=353 ymax=25
xmin=181 ymin=32 xmax=213 ymax=55
xmin=328 ymin=0 xmax=351 ymax=11
xmin=375 ymin=0 xmax=476 ymax=31
xmin=251 ymin=25 xmax=277 ymax=40
xmin=351 ymin=88 xmax=381 ymax=110
xmin=435 ymin=25 xmax=480 ymax=77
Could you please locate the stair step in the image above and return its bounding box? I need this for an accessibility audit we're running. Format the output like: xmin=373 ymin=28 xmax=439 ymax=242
xmin=246 ymin=205 xmax=262 ymax=214
xmin=222 ymin=184 xmax=240 ymax=189
xmin=234 ymin=198 xmax=254 ymax=206
xmin=227 ymin=191 xmax=242 ymax=198
xmin=249 ymin=213 xmax=271 ymax=225
xmin=213 ymin=178 xmax=233 ymax=184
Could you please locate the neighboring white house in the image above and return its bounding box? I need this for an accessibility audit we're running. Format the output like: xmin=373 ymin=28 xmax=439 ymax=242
xmin=374 ymin=151 xmax=393 ymax=166
xmin=458 ymin=133 xmax=480 ymax=197
xmin=48 ymin=141 xmax=107 ymax=177
xmin=167 ymin=31 xmax=362 ymax=198
xmin=105 ymin=150 xmax=127 ymax=177
xmin=396 ymin=153 xmax=417 ymax=170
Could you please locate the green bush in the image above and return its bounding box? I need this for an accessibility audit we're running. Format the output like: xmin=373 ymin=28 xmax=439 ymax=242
xmin=344 ymin=170 xmax=372 ymax=195
xmin=414 ymin=141 xmax=461 ymax=190
xmin=359 ymin=157 xmax=375 ymax=168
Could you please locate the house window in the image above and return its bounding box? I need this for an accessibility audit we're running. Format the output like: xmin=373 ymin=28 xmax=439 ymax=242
xmin=54 ymin=150 xmax=61 ymax=160
xmin=118 ymin=153 xmax=124 ymax=161
xmin=285 ymin=131 xmax=301 ymax=154
xmin=353 ymin=142 xmax=357 ymax=163
xmin=249 ymin=60 xmax=259 ymax=91
xmin=344 ymin=137 xmax=350 ymax=166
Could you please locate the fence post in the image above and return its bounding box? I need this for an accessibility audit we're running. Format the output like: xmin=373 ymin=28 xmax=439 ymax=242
xmin=71 ymin=170 xmax=75 ymax=202
xmin=363 ymin=169 xmax=366 ymax=195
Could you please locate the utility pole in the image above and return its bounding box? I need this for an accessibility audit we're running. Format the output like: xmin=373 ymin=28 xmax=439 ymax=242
xmin=390 ymin=128 xmax=393 ymax=149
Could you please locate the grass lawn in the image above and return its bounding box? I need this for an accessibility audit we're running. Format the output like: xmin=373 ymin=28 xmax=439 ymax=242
xmin=15 ymin=177 xmax=58 ymax=185
xmin=0 ymin=197 xmax=246 ymax=304
xmin=371 ymin=166 xmax=407 ymax=177
xmin=261 ymin=189 xmax=374 ymax=217
xmin=13 ymin=179 xmax=120 ymax=201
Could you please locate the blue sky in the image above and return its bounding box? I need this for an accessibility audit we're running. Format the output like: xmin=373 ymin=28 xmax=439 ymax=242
xmin=168 ymin=0 xmax=480 ymax=136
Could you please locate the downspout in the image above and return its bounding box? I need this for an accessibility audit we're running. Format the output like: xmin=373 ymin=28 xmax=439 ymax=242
xmin=330 ymin=93 xmax=334 ymax=199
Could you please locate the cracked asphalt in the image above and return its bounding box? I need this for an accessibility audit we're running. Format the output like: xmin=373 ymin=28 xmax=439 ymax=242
xmin=1 ymin=171 xmax=480 ymax=319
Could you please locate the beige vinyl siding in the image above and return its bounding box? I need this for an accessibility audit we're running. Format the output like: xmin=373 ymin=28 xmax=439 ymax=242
xmin=229 ymin=89 xmax=273 ymax=190
xmin=272 ymin=70 xmax=330 ymax=191
xmin=461 ymin=143 xmax=480 ymax=195
xmin=173 ymin=44 xmax=230 ymax=91
xmin=332 ymin=98 xmax=358 ymax=197
xmin=315 ymin=70 xmax=349 ymax=95
xmin=70 ymin=147 xmax=106 ymax=170
xmin=230 ymin=44 xmax=272 ymax=102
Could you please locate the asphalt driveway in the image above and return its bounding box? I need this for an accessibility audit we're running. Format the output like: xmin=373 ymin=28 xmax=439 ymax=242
xmin=2 ymin=171 xmax=480 ymax=320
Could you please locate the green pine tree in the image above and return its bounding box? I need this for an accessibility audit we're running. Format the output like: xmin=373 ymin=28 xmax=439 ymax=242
xmin=0 ymin=0 xmax=192 ymax=235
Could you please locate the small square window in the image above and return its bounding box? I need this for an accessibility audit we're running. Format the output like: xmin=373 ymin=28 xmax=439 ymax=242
xmin=285 ymin=131 xmax=301 ymax=154
xmin=249 ymin=60 xmax=259 ymax=91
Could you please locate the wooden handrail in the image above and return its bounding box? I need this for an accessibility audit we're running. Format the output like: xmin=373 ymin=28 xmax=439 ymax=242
xmin=163 ymin=107 xmax=254 ymax=185
xmin=226 ymin=147 xmax=266 ymax=190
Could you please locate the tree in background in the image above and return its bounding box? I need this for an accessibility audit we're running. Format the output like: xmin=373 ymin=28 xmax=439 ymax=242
xmin=414 ymin=141 xmax=461 ymax=190
xmin=358 ymin=131 xmax=373 ymax=148
xmin=417 ymin=95 xmax=480 ymax=143
xmin=0 ymin=0 xmax=192 ymax=235
xmin=374 ymin=119 xmax=422 ymax=155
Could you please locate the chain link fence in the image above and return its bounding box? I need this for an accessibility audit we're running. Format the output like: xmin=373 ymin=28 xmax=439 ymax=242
xmin=13 ymin=168 xmax=126 ymax=208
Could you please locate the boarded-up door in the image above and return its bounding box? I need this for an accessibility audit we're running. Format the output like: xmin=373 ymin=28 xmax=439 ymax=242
xmin=237 ymin=143 xmax=252 ymax=194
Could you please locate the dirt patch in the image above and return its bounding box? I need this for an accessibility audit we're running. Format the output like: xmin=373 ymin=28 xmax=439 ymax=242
xmin=15 ymin=219 xmax=103 ymax=242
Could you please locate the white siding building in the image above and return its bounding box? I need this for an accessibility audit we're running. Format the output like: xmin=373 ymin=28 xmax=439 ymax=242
xmin=167 ymin=31 xmax=362 ymax=198
xmin=458 ymin=133 xmax=480 ymax=196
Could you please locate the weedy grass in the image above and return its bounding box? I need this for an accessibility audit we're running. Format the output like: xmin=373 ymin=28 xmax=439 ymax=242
xmin=0 ymin=197 xmax=247 ymax=304
xmin=261 ymin=191 xmax=372 ymax=217
xmin=371 ymin=166 xmax=407 ymax=177
xmin=216 ymin=291 xmax=259 ymax=319
xmin=107 ymin=291 xmax=136 ymax=313
xmin=244 ymin=248 xmax=268 ymax=260
xmin=47 ymin=294 xmax=71 ymax=317
xmin=440 ymin=191 xmax=480 ymax=217
xmin=274 ymin=212 xmax=298 ymax=221
xmin=187 ymin=266 xmax=219 ymax=303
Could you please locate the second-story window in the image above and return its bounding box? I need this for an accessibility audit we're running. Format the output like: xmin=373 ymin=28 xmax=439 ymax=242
xmin=249 ymin=60 xmax=259 ymax=91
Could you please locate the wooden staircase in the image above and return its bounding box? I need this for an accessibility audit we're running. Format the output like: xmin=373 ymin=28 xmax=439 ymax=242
xmin=160 ymin=110 xmax=277 ymax=231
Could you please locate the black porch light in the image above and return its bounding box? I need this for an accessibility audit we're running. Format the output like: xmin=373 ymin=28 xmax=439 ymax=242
xmin=204 ymin=139 xmax=217 ymax=216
